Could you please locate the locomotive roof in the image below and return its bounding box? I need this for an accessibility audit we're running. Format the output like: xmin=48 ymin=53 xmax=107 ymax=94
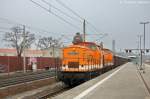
xmin=74 ymin=42 xmax=97 ymax=46
xmin=77 ymin=42 xmax=112 ymax=51
xmin=63 ymin=42 xmax=98 ymax=49
xmin=65 ymin=42 xmax=101 ymax=48
xmin=63 ymin=42 xmax=113 ymax=53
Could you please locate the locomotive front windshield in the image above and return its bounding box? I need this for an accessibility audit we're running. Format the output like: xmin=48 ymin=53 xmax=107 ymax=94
xmin=77 ymin=43 xmax=98 ymax=51
xmin=87 ymin=44 xmax=97 ymax=50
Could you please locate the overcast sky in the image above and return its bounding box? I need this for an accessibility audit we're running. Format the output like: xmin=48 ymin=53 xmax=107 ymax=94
xmin=0 ymin=0 xmax=150 ymax=51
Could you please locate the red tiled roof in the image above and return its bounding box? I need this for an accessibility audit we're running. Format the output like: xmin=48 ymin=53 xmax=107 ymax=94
xmin=0 ymin=48 xmax=45 ymax=54
xmin=0 ymin=49 xmax=16 ymax=53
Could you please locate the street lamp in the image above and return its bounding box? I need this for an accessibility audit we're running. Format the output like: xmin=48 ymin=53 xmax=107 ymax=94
xmin=140 ymin=22 xmax=149 ymax=73
xmin=140 ymin=21 xmax=149 ymax=50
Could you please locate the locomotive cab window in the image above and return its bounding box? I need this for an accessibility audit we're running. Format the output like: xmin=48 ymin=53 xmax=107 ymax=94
xmin=88 ymin=44 xmax=98 ymax=50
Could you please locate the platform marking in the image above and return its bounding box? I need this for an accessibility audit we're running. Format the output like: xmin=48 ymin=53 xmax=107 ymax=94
xmin=145 ymin=64 xmax=150 ymax=68
xmin=74 ymin=65 xmax=126 ymax=99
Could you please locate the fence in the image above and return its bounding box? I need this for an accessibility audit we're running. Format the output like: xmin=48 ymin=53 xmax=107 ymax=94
xmin=0 ymin=56 xmax=62 ymax=73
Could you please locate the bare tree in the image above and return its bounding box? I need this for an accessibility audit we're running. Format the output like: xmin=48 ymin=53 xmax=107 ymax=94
xmin=37 ymin=36 xmax=60 ymax=50
xmin=4 ymin=26 xmax=35 ymax=57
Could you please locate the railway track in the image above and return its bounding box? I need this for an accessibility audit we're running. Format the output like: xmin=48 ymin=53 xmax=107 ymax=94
xmin=19 ymin=82 xmax=70 ymax=99
xmin=0 ymin=70 xmax=55 ymax=88
xmin=0 ymin=70 xmax=53 ymax=80
xmin=38 ymin=82 xmax=70 ymax=99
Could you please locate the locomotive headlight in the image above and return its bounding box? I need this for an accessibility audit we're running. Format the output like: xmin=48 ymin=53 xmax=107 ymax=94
xmin=62 ymin=64 xmax=67 ymax=69
xmin=63 ymin=64 xmax=65 ymax=67
xmin=79 ymin=65 xmax=85 ymax=70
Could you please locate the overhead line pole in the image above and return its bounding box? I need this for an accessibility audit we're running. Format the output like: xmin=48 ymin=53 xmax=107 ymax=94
xmin=23 ymin=25 xmax=26 ymax=73
xmin=83 ymin=19 xmax=86 ymax=42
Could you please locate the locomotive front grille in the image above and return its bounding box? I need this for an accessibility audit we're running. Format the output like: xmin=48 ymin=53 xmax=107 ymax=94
xmin=68 ymin=62 xmax=79 ymax=68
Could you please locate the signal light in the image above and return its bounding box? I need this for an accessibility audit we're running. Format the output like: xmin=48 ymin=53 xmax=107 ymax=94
xmin=125 ymin=50 xmax=132 ymax=53
xmin=125 ymin=50 xmax=128 ymax=53
xmin=146 ymin=49 xmax=149 ymax=53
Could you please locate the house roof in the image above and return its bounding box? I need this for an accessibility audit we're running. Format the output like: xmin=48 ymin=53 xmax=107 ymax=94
xmin=0 ymin=48 xmax=46 ymax=54
xmin=0 ymin=48 xmax=16 ymax=53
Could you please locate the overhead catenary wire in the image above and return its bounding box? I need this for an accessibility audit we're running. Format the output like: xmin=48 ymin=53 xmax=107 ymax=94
xmin=30 ymin=0 xmax=81 ymax=30
xmin=0 ymin=10 xmax=80 ymax=37
xmin=94 ymin=33 xmax=108 ymax=42
xmin=0 ymin=30 xmax=11 ymax=33
xmin=86 ymin=21 xmax=101 ymax=33
xmin=42 ymin=0 xmax=82 ymax=23
xmin=1 ymin=0 xmax=103 ymax=36
xmin=0 ymin=18 xmax=72 ymax=46
xmin=55 ymin=0 xmax=84 ymax=20
xmin=0 ymin=27 xmax=11 ymax=30
xmin=43 ymin=0 xmax=99 ymax=36
xmin=55 ymin=0 xmax=103 ymax=35
xmin=0 ymin=17 xmax=23 ymax=28
xmin=1 ymin=0 xmax=105 ymax=44
xmin=31 ymin=0 xmax=103 ymax=36
xmin=0 ymin=17 xmax=61 ymax=36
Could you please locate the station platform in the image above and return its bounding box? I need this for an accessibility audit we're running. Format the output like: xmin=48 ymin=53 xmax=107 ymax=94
xmin=53 ymin=62 xmax=150 ymax=99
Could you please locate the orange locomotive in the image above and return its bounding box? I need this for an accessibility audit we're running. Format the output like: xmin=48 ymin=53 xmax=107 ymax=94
xmin=58 ymin=41 xmax=114 ymax=85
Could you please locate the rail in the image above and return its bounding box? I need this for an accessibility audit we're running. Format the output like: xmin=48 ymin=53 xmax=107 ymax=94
xmin=0 ymin=70 xmax=55 ymax=88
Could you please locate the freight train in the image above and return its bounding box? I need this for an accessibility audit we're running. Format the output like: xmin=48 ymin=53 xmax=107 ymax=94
xmin=58 ymin=35 xmax=129 ymax=86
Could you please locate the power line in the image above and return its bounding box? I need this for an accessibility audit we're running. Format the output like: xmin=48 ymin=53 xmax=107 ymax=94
xmin=55 ymin=0 xmax=102 ymax=34
xmin=33 ymin=0 xmax=102 ymax=35
xmin=0 ymin=17 xmax=104 ymax=42
xmin=0 ymin=30 xmax=10 ymax=33
xmin=94 ymin=33 xmax=108 ymax=42
xmin=86 ymin=21 xmax=101 ymax=33
xmin=0 ymin=18 xmax=72 ymax=43
xmin=0 ymin=17 xmax=61 ymax=36
xmin=0 ymin=17 xmax=22 ymax=26
xmin=42 ymin=0 xmax=82 ymax=23
xmin=55 ymin=0 xmax=84 ymax=20
xmin=0 ymin=27 xmax=11 ymax=30
xmin=30 ymin=0 xmax=81 ymax=30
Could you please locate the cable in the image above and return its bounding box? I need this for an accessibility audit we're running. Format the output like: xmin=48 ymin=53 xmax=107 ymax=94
xmin=0 ymin=17 xmax=61 ymax=35
xmin=0 ymin=30 xmax=10 ymax=33
xmin=42 ymin=0 xmax=82 ymax=23
xmin=0 ymin=17 xmax=22 ymax=26
xmin=94 ymin=34 xmax=108 ymax=42
xmin=55 ymin=0 xmax=84 ymax=20
xmin=86 ymin=21 xmax=101 ymax=33
xmin=55 ymin=0 xmax=101 ymax=34
xmin=0 ymin=27 xmax=11 ymax=30
xmin=30 ymin=0 xmax=81 ymax=30
xmin=0 ymin=17 xmax=103 ymax=43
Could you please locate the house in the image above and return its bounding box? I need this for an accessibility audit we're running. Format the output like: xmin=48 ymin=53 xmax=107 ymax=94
xmin=0 ymin=47 xmax=62 ymax=58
